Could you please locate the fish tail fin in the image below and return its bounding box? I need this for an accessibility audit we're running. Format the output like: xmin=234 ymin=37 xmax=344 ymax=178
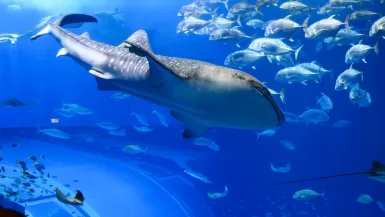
xmin=130 ymin=108 xmax=135 ymax=116
xmin=74 ymin=190 xmax=85 ymax=203
xmin=257 ymin=133 xmax=260 ymax=140
xmin=210 ymin=7 xmax=218 ymax=22
xmin=295 ymin=45 xmax=303 ymax=61
xmin=250 ymin=33 xmax=258 ymax=40
xmin=36 ymin=126 xmax=41 ymax=135
xmin=279 ymin=88 xmax=286 ymax=104
xmin=31 ymin=14 xmax=98 ymax=40
xmin=302 ymin=16 xmax=310 ymax=34
xmin=329 ymin=69 xmax=335 ymax=81
xmin=224 ymin=186 xmax=229 ymax=193
xmin=347 ymin=5 xmax=355 ymax=11
xmin=373 ymin=40 xmax=380 ymax=56
xmin=224 ymin=0 xmax=229 ymax=10
xmin=344 ymin=13 xmax=351 ymax=32
xmin=236 ymin=15 xmax=243 ymax=27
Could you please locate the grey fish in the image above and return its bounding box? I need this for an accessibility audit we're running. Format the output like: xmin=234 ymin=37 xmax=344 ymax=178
xmin=264 ymin=15 xmax=304 ymax=39
xmin=55 ymin=108 xmax=78 ymax=118
xmin=335 ymin=65 xmax=363 ymax=91
xmin=224 ymin=49 xmax=264 ymax=69
xmin=184 ymin=169 xmax=212 ymax=183
xmin=317 ymin=5 xmax=353 ymax=15
xmin=37 ymin=128 xmax=71 ymax=139
xmin=178 ymin=2 xmax=210 ymax=19
xmin=303 ymin=15 xmax=349 ymax=40
xmin=369 ymin=16 xmax=385 ymax=38
xmin=298 ymin=108 xmax=329 ymax=124
xmin=31 ymin=14 xmax=284 ymax=138
xmin=246 ymin=19 xmax=265 ymax=29
xmin=95 ymin=122 xmax=120 ymax=131
xmin=297 ymin=61 xmax=332 ymax=78
xmin=329 ymin=0 xmax=371 ymax=6
xmin=280 ymin=1 xmax=311 ymax=13
xmin=62 ymin=102 xmax=93 ymax=115
xmin=228 ymin=2 xmax=255 ymax=14
xmin=317 ymin=93 xmax=333 ymax=112
xmin=349 ymin=84 xmax=371 ymax=107
xmin=280 ymin=140 xmax=296 ymax=150
xmin=133 ymin=125 xmax=153 ymax=133
xmin=256 ymin=129 xmax=276 ymax=139
xmin=256 ymin=0 xmax=279 ymax=15
xmin=267 ymin=53 xmax=295 ymax=68
xmin=248 ymin=38 xmax=303 ymax=60
xmin=275 ymin=66 xmax=320 ymax=85
xmin=111 ymin=91 xmax=131 ymax=100
xmin=152 ymin=109 xmax=169 ymax=127
xmin=209 ymin=27 xmax=253 ymax=47
xmin=324 ymin=28 xmax=366 ymax=49
xmin=333 ymin=120 xmax=351 ymax=127
xmin=348 ymin=10 xmax=379 ymax=21
xmin=130 ymin=109 xmax=149 ymax=126
xmin=177 ymin=16 xmax=211 ymax=34
xmin=345 ymin=40 xmax=379 ymax=64
xmin=271 ymin=162 xmax=291 ymax=173
xmin=196 ymin=0 xmax=229 ymax=10
xmin=293 ymin=189 xmax=325 ymax=201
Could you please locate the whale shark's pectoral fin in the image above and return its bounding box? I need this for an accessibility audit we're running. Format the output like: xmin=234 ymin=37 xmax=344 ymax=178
xmin=170 ymin=110 xmax=210 ymax=138
xmin=89 ymin=69 xmax=114 ymax=79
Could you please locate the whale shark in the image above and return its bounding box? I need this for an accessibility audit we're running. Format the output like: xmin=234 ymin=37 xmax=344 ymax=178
xmin=31 ymin=14 xmax=285 ymax=138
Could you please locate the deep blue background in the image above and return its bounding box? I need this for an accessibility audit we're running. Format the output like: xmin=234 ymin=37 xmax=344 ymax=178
xmin=0 ymin=0 xmax=384 ymax=216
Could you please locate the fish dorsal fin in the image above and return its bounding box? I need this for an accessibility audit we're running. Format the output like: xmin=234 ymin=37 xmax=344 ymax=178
xmin=350 ymin=63 xmax=353 ymax=69
xmin=311 ymin=60 xmax=318 ymax=64
xmin=218 ymin=14 xmax=224 ymax=18
xmin=74 ymin=190 xmax=85 ymax=203
xmin=328 ymin=15 xmax=336 ymax=19
xmin=370 ymin=161 xmax=385 ymax=173
xmin=232 ymin=26 xmax=240 ymax=30
xmin=284 ymin=15 xmax=292 ymax=19
xmin=125 ymin=30 xmax=153 ymax=53
xmin=358 ymin=39 xmax=363 ymax=44
xmin=80 ymin=32 xmax=90 ymax=39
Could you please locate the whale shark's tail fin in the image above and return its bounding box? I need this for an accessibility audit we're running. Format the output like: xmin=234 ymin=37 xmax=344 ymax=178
xmin=31 ymin=14 xmax=98 ymax=40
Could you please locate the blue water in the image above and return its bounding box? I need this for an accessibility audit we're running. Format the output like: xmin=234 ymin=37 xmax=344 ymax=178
xmin=0 ymin=0 xmax=384 ymax=217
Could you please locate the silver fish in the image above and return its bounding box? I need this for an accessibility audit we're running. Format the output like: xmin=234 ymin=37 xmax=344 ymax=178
xmin=224 ymin=49 xmax=264 ymax=69
xmin=275 ymin=66 xmax=320 ymax=85
xmin=37 ymin=128 xmax=71 ymax=139
xmin=345 ymin=40 xmax=379 ymax=64
xmin=248 ymin=38 xmax=303 ymax=60
xmin=303 ymin=15 xmax=349 ymax=40
xmin=349 ymin=84 xmax=371 ymax=107
xmin=298 ymin=108 xmax=329 ymax=124
xmin=369 ymin=16 xmax=385 ymax=38
xmin=184 ymin=169 xmax=212 ymax=183
xmin=271 ymin=162 xmax=291 ymax=173
xmin=335 ymin=65 xmax=363 ymax=91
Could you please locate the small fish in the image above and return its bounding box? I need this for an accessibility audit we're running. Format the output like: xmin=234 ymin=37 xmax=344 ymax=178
xmin=293 ymin=189 xmax=325 ymax=201
xmin=108 ymin=127 xmax=126 ymax=137
xmin=298 ymin=108 xmax=329 ymax=124
xmin=95 ymin=122 xmax=120 ymax=131
xmin=2 ymin=166 xmax=5 ymax=173
xmin=73 ymin=180 xmax=79 ymax=183
xmin=151 ymin=110 xmax=169 ymax=127
xmin=349 ymin=84 xmax=371 ymax=107
xmin=357 ymin=194 xmax=373 ymax=204
xmin=378 ymin=201 xmax=385 ymax=212
xmin=28 ymin=156 xmax=37 ymax=161
xmin=122 ymin=145 xmax=147 ymax=154
xmin=208 ymin=186 xmax=228 ymax=199
xmin=317 ymin=93 xmax=333 ymax=112
xmin=40 ymin=154 xmax=45 ymax=159
xmin=111 ymin=92 xmax=131 ymax=100
xmin=280 ymin=140 xmax=296 ymax=150
xmin=133 ymin=125 xmax=153 ymax=133
xmin=130 ymin=109 xmax=149 ymax=126
xmin=64 ymin=184 xmax=71 ymax=187
xmin=345 ymin=40 xmax=379 ymax=64
xmin=333 ymin=120 xmax=351 ymax=128
xmin=271 ymin=162 xmax=291 ymax=173
xmin=0 ymin=157 xmax=3 ymax=162
xmin=12 ymin=141 xmax=19 ymax=147
xmin=256 ymin=129 xmax=276 ymax=139
xmin=193 ymin=137 xmax=220 ymax=151
xmin=184 ymin=169 xmax=212 ymax=184
xmin=37 ymin=128 xmax=71 ymax=139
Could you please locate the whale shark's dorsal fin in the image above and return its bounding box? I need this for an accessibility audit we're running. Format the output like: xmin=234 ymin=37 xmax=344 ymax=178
xmin=124 ymin=30 xmax=153 ymax=53
xmin=124 ymin=30 xmax=196 ymax=80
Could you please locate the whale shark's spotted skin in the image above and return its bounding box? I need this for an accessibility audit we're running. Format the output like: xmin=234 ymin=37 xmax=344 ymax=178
xmin=32 ymin=14 xmax=285 ymax=138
